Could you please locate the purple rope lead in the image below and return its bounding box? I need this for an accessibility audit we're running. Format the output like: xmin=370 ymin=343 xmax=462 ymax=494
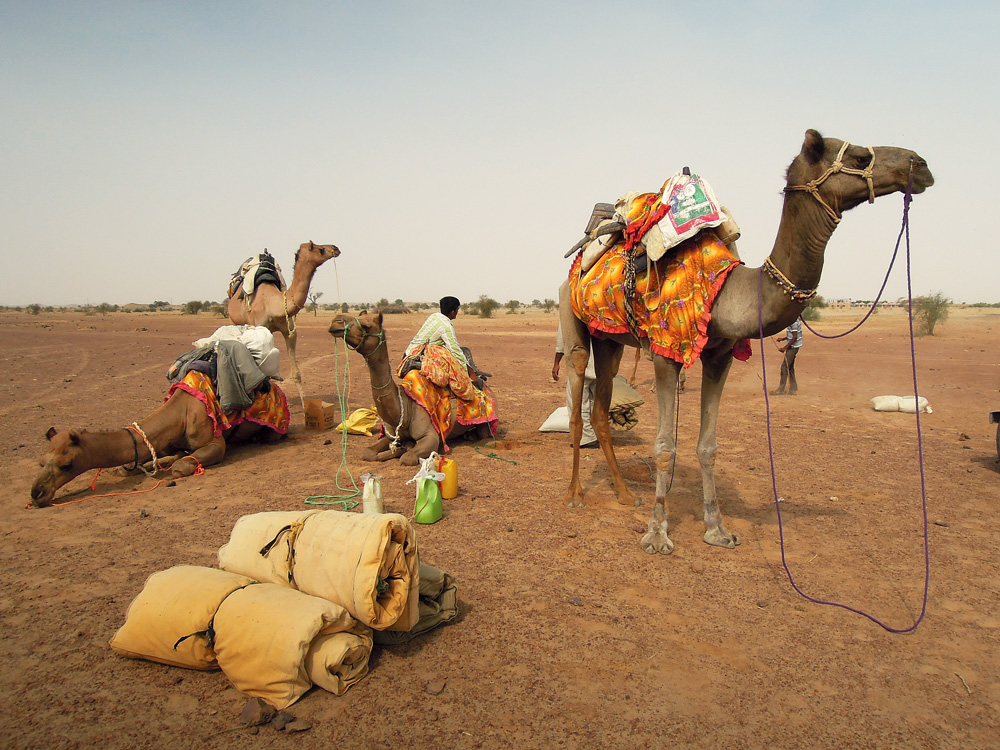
xmin=758 ymin=170 xmax=930 ymax=633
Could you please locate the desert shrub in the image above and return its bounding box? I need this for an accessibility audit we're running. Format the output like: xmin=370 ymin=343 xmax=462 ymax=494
xmin=505 ymin=300 xmax=520 ymax=314
xmin=340 ymin=302 xmax=349 ymax=313
xmin=183 ymin=300 xmax=204 ymax=315
xmin=542 ymin=299 xmax=556 ymax=313
xmin=27 ymin=303 xmax=41 ymax=315
xmin=476 ymin=295 xmax=499 ymax=319
xmin=914 ymin=292 xmax=950 ymax=335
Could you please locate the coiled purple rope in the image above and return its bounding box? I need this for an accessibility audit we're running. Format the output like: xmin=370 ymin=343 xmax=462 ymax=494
xmin=757 ymin=168 xmax=930 ymax=633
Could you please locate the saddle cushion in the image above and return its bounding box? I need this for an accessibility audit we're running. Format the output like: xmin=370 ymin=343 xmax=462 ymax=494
xmin=168 ymin=370 xmax=290 ymax=438
xmin=569 ymin=232 xmax=740 ymax=367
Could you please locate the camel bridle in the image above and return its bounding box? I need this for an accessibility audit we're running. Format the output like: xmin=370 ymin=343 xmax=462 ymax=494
xmin=341 ymin=318 xmax=386 ymax=360
xmin=784 ymin=141 xmax=876 ymax=224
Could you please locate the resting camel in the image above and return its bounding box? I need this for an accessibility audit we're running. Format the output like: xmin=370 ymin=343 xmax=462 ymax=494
xmin=560 ymin=129 xmax=934 ymax=553
xmin=227 ymin=241 xmax=340 ymax=405
xmin=328 ymin=311 xmax=487 ymax=466
xmin=30 ymin=389 xmax=283 ymax=508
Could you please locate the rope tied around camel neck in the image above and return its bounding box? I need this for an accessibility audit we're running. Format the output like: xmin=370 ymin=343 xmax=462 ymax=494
xmin=758 ymin=164 xmax=929 ymax=633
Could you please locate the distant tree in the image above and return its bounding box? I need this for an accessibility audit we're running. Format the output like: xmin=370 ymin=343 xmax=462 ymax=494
xmin=308 ymin=291 xmax=324 ymax=316
xmin=152 ymin=300 xmax=170 ymax=310
xmin=531 ymin=299 xmax=541 ymax=307
xmin=812 ymin=295 xmax=828 ymax=308
xmin=95 ymin=303 xmax=114 ymax=315
xmin=211 ymin=304 xmax=227 ymax=317
xmin=800 ymin=305 xmax=820 ymax=321
xmin=27 ymin=303 xmax=41 ymax=315
xmin=340 ymin=302 xmax=349 ymax=313
xmin=394 ymin=298 xmax=404 ymax=306
xmin=542 ymin=298 xmax=556 ymax=313
xmin=505 ymin=299 xmax=521 ymax=314
xmin=914 ymin=292 xmax=951 ymax=335
xmin=378 ymin=297 xmax=389 ymax=308
xmin=183 ymin=300 xmax=204 ymax=315
xmin=476 ymin=295 xmax=499 ymax=319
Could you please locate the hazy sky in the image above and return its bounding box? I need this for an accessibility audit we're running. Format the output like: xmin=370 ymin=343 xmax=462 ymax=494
xmin=2 ymin=1 xmax=997 ymax=307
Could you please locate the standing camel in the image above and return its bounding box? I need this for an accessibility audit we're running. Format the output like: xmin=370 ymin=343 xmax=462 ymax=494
xmin=227 ymin=241 xmax=340 ymax=406
xmin=328 ymin=311 xmax=485 ymax=465
xmin=560 ymin=130 xmax=934 ymax=554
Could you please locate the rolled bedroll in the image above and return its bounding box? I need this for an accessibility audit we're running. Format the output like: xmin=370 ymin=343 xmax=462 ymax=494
xmin=109 ymin=565 xmax=256 ymax=670
xmin=218 ymin=509 xmax=420 ymax=631
xmin=213 ymin=582 xmax=373 ymax=710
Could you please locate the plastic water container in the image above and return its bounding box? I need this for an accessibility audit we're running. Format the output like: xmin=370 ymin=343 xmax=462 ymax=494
xmin=414 ymin=478 xmax=443 ymax=524
xmin=437 ymin=457 xmax=458 ymax=500
xmin=362 ymin=474 xmax=383 ymax=514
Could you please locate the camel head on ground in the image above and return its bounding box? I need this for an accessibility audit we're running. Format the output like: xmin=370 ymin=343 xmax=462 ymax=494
xmin=294 ymin=241 xmax=340 ymax=272
xmin=30 ymin=427 xmax=90 ymax=507
xmin=785 ymin=129 xmax=934 ymax=221
xmin=328 ymin=310 xmax=386 ymax=357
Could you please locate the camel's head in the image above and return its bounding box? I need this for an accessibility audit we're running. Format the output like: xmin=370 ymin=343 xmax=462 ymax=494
xmin=30 ymin=427 xmax=88 ymax=507
xmin=328 ymin=310 xmax=386 ymax=358
xmin=294 ymin=241 xmax=340 ymax=270
xmin=786 ymin=129 xmax=934 ymax=219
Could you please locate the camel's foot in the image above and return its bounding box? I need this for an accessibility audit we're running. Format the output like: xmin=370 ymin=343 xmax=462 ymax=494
xmin=169 ymin=456 xmax=202 ymax=478
xmin=361 ymin=448 xmax=378 ymax=462
xmin=640 ymin=505 xmax=674 ymax=554
xmin=400 ymin=450 xmax=421 ymax=467
xmin=615 ymin=486 xmax=643 ymax=507
xmin=257 ymin=429 xmax=283 ymax=445
xmin=565 ymin=487 xmax=585 ymax=509
xmin=703 ymin=524 xmax=741 ymax=549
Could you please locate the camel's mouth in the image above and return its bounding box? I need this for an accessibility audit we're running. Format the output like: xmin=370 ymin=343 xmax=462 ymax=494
xmin=29 ymin=483 xmax=54 ymax=508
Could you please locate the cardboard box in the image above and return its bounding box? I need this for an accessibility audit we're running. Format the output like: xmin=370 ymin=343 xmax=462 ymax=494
xmin=304 ymin=398 xmax=338 ymax=431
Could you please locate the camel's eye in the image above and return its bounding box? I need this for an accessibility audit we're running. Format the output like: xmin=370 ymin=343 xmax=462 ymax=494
xmin=58 ymin=463 xmax=73 ymax=472
xmin=854 ymin=153 xmax=872 ymax=168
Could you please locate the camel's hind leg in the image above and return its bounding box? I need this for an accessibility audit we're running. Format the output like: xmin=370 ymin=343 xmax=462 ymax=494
xmin=697 ymin=345 xmax=740 ymax=549
xmin=641 ymin=354 xmax=682 ymax=554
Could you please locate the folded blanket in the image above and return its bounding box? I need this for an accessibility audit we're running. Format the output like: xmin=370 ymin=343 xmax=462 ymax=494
xmin=168 ymin=370 xmax=290 ymax=438
xmin=213 ymin=583 xmax=372 ymax=709
xmin=373 ymin=563 xmax=459 ymax=646
xmin=218 ymin=510 xmax=420 ymax=631
xmin=109 ymin=565 xmax=255 ymax=670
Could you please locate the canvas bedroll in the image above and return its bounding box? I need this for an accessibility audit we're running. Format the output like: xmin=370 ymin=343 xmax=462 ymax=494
xmin=218 ymin=509 xmax=420 ymax=631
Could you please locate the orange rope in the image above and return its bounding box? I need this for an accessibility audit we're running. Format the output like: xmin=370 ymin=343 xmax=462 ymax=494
xmin=30 ymin=458 xmax=206 ymax=509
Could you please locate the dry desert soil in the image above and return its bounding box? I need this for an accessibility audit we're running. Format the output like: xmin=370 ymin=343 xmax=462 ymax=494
xmin=1 ymin=307 xmax=999 ymax=749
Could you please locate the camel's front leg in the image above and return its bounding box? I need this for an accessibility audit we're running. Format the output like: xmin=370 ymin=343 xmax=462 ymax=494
xmin=641 ymin=355 xmax=681 ymax=554
xmin=698 ymin=348 xmax=740 ymax=548
xmin=282 ymin=328 xmax=307 ymax=410
xmin=170 ymin=436 xmax=226 ymax=478
xmin=362 ymin=436 xmax=393 ymax=461
xmin=405 ymin=431 xmax=441 ymax=467
xmin=591 ymin=338 xmax=638 ymax=506
xmin=564 ymin=342 xmax=589 ymax=508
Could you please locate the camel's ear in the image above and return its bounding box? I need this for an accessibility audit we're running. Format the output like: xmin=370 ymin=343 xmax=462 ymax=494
xmin=45 ymin=427 xmax=57 ymax=441
xmin=68 ymin=429 xmax=82 ymax=445
xmin=377 ymin=312 xmax=383 ymax=326
xmin=801 ymin=129 xmax=825 ymax=164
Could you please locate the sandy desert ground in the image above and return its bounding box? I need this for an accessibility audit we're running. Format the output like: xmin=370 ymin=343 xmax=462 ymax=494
xmin=1 ymin=306 xmax=998 ymax=749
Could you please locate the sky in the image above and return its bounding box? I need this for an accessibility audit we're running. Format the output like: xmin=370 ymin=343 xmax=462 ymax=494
xmin=2 ymin=1 xmax=998 ymax=308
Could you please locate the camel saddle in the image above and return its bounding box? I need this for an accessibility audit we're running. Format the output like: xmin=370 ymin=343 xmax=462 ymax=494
xmin=228 ymin=251 xmax=287 ymax=301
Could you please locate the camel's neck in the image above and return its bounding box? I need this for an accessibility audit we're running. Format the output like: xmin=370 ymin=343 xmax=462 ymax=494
xmin=364 ymin=342 xmax=402 ymax=429
xmin=284 ymin=263 xmax=321 ymax=316
xmin=709 ymin=193 xmax=838 ymax=340
xmin=78 ymin=428 xmax=147 ymax=471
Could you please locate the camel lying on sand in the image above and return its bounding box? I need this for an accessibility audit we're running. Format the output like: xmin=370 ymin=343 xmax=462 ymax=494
xmin=560 ymin=129 xmax=934 ymax=554
xmin=227 ymin=241 xmax=340 ymax=405
xmin=30 ymin=386 xmax=285 ymax=508
xmin=328 ymin=311 xmax=490 ymax=466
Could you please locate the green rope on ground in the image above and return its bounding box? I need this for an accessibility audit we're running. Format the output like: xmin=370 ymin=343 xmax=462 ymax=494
xmin=304 ymin=335 xmax=361 ymax=505
xmin=474 ymin=433 xmax=518 ymax=465
xmin=304 ymin=497 xmax=360 ymax=509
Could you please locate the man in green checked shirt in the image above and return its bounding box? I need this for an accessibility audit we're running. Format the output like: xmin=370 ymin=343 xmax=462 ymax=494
xmin=403 ymin=296 xmax=480 ymax=398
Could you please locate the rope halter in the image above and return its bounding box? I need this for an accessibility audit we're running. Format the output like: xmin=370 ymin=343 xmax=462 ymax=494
xmin=784 ymin=141 xmax=876 ymax=224
xmin=341 ymin=317 xmax=386 ymax=360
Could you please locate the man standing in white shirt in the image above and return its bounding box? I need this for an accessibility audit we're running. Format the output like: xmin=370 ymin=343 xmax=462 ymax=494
xmin=770 ymin=319 xmax=803 ymax=396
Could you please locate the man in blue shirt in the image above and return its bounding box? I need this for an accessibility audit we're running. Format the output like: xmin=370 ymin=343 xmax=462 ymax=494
xmin=770 ymin=319 xmax=803 ymax=396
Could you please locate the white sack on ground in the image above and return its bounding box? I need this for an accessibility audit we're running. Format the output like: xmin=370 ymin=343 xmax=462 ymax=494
xmin=218 ymin=510 xmax=419 ymax=631
xmin=110 ymin=565 xmax=255 ymax=670
xmin=870 ymin=395 xmax=932 ymax=414
xmin=538 ymin=376 xmax=644 ymax=433
xmin=213 ymin=583 xmax=372 ymax=710
xmin=373 ymin=563 xmax=459 ymax=646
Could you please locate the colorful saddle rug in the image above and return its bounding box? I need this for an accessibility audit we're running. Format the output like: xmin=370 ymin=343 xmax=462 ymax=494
xmin=168 ymin=371 xmax=290 ymax=439
xmin=569 ymin=232 xmax=741 ymax=367
xmin=397 ymin=355 xmax=499 ymax=452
